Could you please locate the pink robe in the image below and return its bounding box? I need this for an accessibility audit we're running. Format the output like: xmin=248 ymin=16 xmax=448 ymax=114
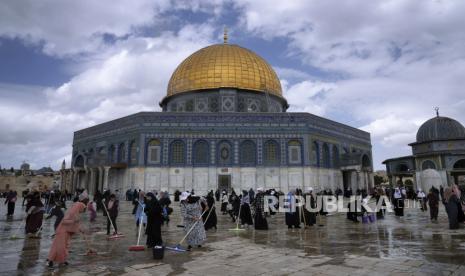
xmin=47 ymin=202 xmax=86 ymax=263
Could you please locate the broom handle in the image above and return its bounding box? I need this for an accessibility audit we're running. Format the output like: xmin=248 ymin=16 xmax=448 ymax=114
xmin=102 ymin=201 xmax=117 ymax=234
xmin=179 ymin=208 xmax=208 ymax=245
xmin=203 ymin=206 xmax=215 ymax=226
xmin=235 ymin=202 xmax=243 ymax=229
xmin=136 ymin=202 xmax=144 ymax=246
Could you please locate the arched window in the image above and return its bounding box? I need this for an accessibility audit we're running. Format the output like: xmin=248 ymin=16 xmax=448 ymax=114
xmin=129 ymin=141 xmax=137 ymax=165
xmin=217 ymin=140 xmax=232 ymax=166
xmin=362 ymin=155 xmax=372 ymax=170
xmin=453 ymin=159 xmax=465 ymax=169
xmin=118 ymin=143 xmax=126 ymax=162
xmin=97 ymin=147 xmax=106 ymax=165
xmin=332 ymin=146 xmax=339 ymax=168
xmin=422 ymin=160 xmax=436 ymax=170
xmin=288 ymin=140 xmax=302 ymax=165
xmin=322 ymin=143 xmax=330 ymax=168
xmin=170 ymin=140 xmax=185 ymax=165
xmin=240 ymin=140 xmax=256 ymax=166
xmin=147 ymin=139 xmax=161 ymax=164
xmin=108 ymin=145 xmax=116 ymax=163
xmin=312 ymin=141 xmax=319 ymax=166
xmin=193 ymin=140 xmax=209 ymax=166
xmin=264 ymin=140 xmax=280 ymax=166
xmin=74 ymin=155 xmax=84 ymax=167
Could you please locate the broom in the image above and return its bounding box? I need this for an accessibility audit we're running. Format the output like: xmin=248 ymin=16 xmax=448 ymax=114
xmin=229 ymin=202 xmax=245 ymax=231
xmin=203 ymin=206 xmax=215 ymax=226
xmin=128 ymin=201 xmax=145 ymax=251
xmin=166 ymin=208 xmax=208 ymax=252
xmin=102 ymin=201 xmax=124 ymax=240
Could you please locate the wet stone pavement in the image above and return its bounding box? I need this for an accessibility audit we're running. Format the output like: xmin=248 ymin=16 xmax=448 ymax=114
xmin=1 ymin=199 xmax=465 ymax=276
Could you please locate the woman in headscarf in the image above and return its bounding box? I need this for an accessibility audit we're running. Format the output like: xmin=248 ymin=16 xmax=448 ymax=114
xmin=444 ymin=187 xmax=460 ymax=229
xmin=47 ymin=191 xmax=88 ymax=268
xmin=25 ymin=191 xmax=45 ymax=235
xmin=426 ymin=187 xmax=439 ymax=221
xmin=253 ymin=188 xmax=268 ymax=230
xmin=159 ymin=191 xmax=172 ymax=225
xmin=220 ymin=191 xmax=228 ymax=215
xmin=144 ymin=192 xmax=163 ymax=247
xmin=203 ymin=192 xmax=218 ymax=231
xmin=393 ymin=187 xmax=404 ymax=217
xmin=303 ymin=187 xmax=317 ymax=226
xmin=240 ymin=190 xmax=253 ymax=228
xmin=285 ymin=190 xmax=301 ymax=229
xmin=4 ymin=190 xmax=17 ymax=217
xmin=417 ymin=189 xmax=427 ymax=212
xmin=180 ymin=192 xmax=206 ymax=250
xmin=104 ymin=194 xmax=119 ymax=235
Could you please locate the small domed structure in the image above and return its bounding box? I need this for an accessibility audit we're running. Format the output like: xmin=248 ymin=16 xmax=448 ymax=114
xmin=416 ymin=116 xmax=465 ymax=143
xmin=20 ymin=162 xmax=30 ymax=171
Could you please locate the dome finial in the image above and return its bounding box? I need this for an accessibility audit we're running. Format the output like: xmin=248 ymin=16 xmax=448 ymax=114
xmin=435 ymin=106 xmax=439 ymax=117
xmin=223 ymin=26 xmax=228 ymax=44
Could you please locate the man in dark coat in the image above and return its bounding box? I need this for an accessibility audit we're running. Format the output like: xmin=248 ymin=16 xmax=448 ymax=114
xmin=426 ymin=188 xmax=439 ymax=221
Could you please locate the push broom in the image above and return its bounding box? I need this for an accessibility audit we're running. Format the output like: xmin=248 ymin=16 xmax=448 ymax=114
xmin=229 ymin=203 xmax=245 ymax=231
xmin=166 ymin=208 xmax=209 ymax=252
xmin=128 ymin=202 xmax=145 ymax=251
xmin=102 ymin=202 xmax=124 ymax=240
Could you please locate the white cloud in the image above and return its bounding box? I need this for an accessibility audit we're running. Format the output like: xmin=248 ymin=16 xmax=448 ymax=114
xmin=0 ymin=24 xmax=215 ymax=170
xmin=234 ymin=1 xmax=465 ymax=169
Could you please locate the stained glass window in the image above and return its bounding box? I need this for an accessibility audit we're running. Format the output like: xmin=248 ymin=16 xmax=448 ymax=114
xmin=264 ymin=140 xmax=279 ymax=165
xmin=147 ymin=139 xmax=161 ymax=164
xmin=170 ymin=140 xmax=185 ymax=165
xmin=240 ymin=140 xmax=256 ymax=165
xmin=193 ymin=140 xmax=209 ymax=165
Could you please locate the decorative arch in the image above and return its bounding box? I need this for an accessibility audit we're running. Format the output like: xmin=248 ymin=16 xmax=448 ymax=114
xmin=118 ymin=143 xmax=126 ymax=163
xmin=217 ymin=140 xmax=233 ymax=166
xmin=288 ymin=140 xmax=302 ymax=165
xmin=453 ymin=159 xmax=465 ymax=169
xmin=108 ymin=145 xmax=116 ymax=163
xmin=263 ymin=140 xmax=280 ymax=166
xmin=312 ymin=141 xmax=319 ymax=166
xmin=422 ymin=160 xmax=436 ymax=170
xmin=169 ymin=140 xmax=185 ymax=165
xmin=332 ymin=146 xmax=340 ymax=168
xmin=362 ymin=154 xmax=371 ymax=169
xmin=322 ymin=143 xmax=330 ymax=168
xmin=74 ymin=155 xmax=84 ymax=167
xmin=193 ymin=140 xmax=210 ymax=166
xmin=240 ymin=140 xmax=256 ymax=166
xmin=129 ymin=140 xmax=137 ymax=165
xmin=147 ymin=139 xmax=161 ymax=164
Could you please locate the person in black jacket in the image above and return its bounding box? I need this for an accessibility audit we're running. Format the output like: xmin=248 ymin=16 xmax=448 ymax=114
xmin=105 ymin=194 xmax=119 ymax=235
xmin=145 ymin=192 xmax=163 ymax=247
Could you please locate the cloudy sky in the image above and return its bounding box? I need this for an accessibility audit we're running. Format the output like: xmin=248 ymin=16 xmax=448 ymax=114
xmin=1 ymin=0 xmax=464 ymax=170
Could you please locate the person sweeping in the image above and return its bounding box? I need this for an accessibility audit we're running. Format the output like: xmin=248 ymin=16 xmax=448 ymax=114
xmin=105 ymin=194 xmax=119 ymax=236
xmin=180 ymin=192 xmax=206 ymax=251
xmin=47 ymin=191 xmax=89 ymax=268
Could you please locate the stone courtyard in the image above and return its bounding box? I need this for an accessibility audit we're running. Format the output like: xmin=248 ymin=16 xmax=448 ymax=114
xmin=1 ymin=200 xmax=465 ymax=276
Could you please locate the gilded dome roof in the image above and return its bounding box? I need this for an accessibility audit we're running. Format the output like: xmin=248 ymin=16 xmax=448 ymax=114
xmin=167 ymin=44 xmax=283 ymax=98
xmin=416 ymin=116 xmax=465 ymax=143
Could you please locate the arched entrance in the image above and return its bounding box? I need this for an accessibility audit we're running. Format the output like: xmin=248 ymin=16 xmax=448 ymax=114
xmin=420 ymin=169 xmax=442 ymax=192
xmin=451 ymin=159 xmax=465 ymax=185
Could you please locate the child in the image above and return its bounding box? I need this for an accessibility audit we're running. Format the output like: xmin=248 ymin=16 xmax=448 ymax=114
xmin=46 ymin=201 xmax=64 ymax=232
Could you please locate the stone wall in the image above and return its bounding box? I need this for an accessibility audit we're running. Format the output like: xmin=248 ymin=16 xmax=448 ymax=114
xmin=0 ymin=175 xmax=56 ymax=193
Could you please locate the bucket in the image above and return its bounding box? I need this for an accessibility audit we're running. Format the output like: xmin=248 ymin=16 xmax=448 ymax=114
xmin=152 ymin=246 xmax=165 ymax=259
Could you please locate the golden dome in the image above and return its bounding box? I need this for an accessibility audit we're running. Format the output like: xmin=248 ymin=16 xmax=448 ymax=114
xmin=167 ymin=44 xmax=283 ymax=98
